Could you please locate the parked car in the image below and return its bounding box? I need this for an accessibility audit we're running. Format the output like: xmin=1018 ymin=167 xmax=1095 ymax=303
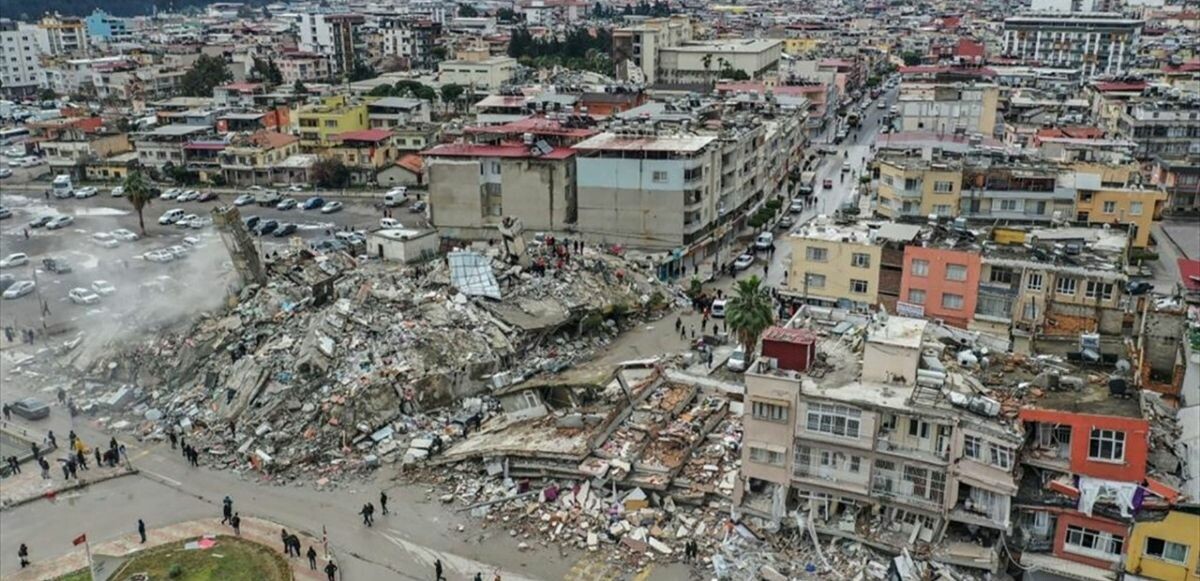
xmin=273 ymin=223 xmax=297 ymax=237
xmin=233 ymin=194 xmax=256 ymax=206
xmin=1126 ymin=280 xmax=1153 ymax=296
xmin=823 ymin=179 xmax=833 ymax=189
xmin=256 ymin=191 xmax=282 ymax=206
xmin=196 ymin=191 xmax=219 ymax=202
xmin=321 ymin=201 xmax=344 ymax=214
xmin=276 ymin=198 xmax=297 ymax=211
xmin=302 ymin=196 xmax=325 ymax=210
xmin=381 ymin=218 xmax=402 ymax=229
xmin=0 ymin=253 xmax=29 ymax=268
xmin=111 ymin=228 xmax=139 ymax=241
xmin=287 ymin=184 xmax=305 ymax=192
xmin=185 ymin=215 xmax=211 ymax=229
xmin=181 ymin=236 xmax=202 ymax=247
xmin=727 ymin=348 xmax=752 ymax=372
xmin=177 ymin=190 xmax=200 ymax=202
xmin=91 ymin=280 xmax=116 ymax=296
xmin=789 ymin=199 xmax=805 ymax=214
xmin=9 ymin=397 xmax=49 ymax=420
xmin=409 ymin=201 xmax=427 ymax=214
xmin=733 ymin=253 xmax=755 ymax=271
xmin=0 ymin=207 xmax=10 ymax=219
xmin=46 ymin=215 xmax=74 ymax=230
xmin=2 ymin=280 xmax=35 ymax=299
xmin=243 ymin=215 xmax=261 ymax=230
xmin=159 ymin=188 xmax=181 ymax=200
xmin=256 ymin=219 xmax=279 ymax=235
xmin=68 ymin=287 xmax=101 ymax=305
xmin=0 ymin=168 xmax=12 ymax=179
xmin=42 ymin=257 xmax=71 ymax=274
xmin=167 ymin=245 xmax=190 ymax=259
xmin=384 ymin=188 xmax=407 ymax=207
xmin=754 ymin=232 xmax=774 ymax=251
xmin=110 ymin=186 xmax=125 ymax=197
xmin=91 ymin=232 xmax=119 ymax=248
xmin=711 ymin=299 xmax=728 ymax=318
xmin=158 ymin=209 xmax=185 ymax=225
xmin=143 ymin=250 xmax=175 ymax=263
xmin=0 ymin=273 xmax=14 ymax=291
xmin=28 ymin=215 xmax=53 ymax=228
xmin=177 ymin=213 xmax=199 ymax=227
xmin=778 ymin=215 xmax=795 ymax=229
xmin=73 ymin=186 xmax=98 ymax=199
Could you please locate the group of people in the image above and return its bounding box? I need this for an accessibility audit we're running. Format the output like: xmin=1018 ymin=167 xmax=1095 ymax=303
xmin=1 ymin=326 xmax=38 ymax=345
xmin=168 ymin=429 xmax=202 ymax=467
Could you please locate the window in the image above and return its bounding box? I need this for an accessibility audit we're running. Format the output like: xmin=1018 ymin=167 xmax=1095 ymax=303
xmin=989 ymin=444 xmax=1013 ymax=469
xmin=806 ymin=273 xmax=826 ymax=289
xmin=1056 ymin=276 xmax=1077 ymax=295
xmin=942 ymin=293 xmax=964 ymax=310
xmin=850 ymin=279 xmax=869 ymax=294
xmin=1065 ymin=525 xmax=1124 ymax=560
xmin=492 ymin=162 xmax=501 ymax=174
xmin=1026 ymin=272 xmax=1044 ymax=291
xmin=806 ymin=403 xmax=862 ymax=438
xmin=964 ymin=435 xmax=982 ymax=459
xmin=933 ymin=204 xmax=952 ymax=216
xmin=989 ymin=267 xmax=1015 ymax=285
xmin=820 ymin=451 xmax=833 ymax=466
xmin=934 ymin=180 xmax=953 ymax=193
xmin=999 ymin=199 xmax=1020 ymax=211
xmin=908 ymin=418 xmax=930 ymax=438
xmin=908 ymin=289 xmax=926 ymax=305
xmin=1145 ymin=537 xmax=1189 ymax=564
xmin=749 ymin=445 xmax=786 ymax=466
xmin=806 ymin=247 xmax=828 ymax=262
xmin=1130 ymin=202 xmax=1143 ymax=216
xmin=1103 ymin=200 xmax=1116 ymax=214
xmin=1023 ymin=300 xmax=1038 ymax=320
xmin=752 ymin=400 xmax=788 ymax=423
xmin=911 ymin=259 xmax=929 ymax=277
xmin=1089 ymin=429 xmax=1125 ymax=462
xmin=852 ymin=253 xmax=871 ymax=268
xmin=652 ymin=170 xmax=668 ymax=183
xmin=849 ymin=456 xmax=861 ymax=473
xmin=902 ymin=465 xmax=945 ymax=503
xmin=1086 ymin=281 xmax=1115 ymax=301
xmin=946 ymin=264 xmax=968 ymax=281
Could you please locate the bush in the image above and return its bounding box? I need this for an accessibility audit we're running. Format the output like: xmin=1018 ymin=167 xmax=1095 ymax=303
xmin=647 ymin=290 xmax=667 ymax=310
xmin=765 ymin=198 xmax=782 ymax=211
xmin=169 ymin=563 xmax=184 ymax=578
xmin=580 ymin=312 xmax=604 ymax=333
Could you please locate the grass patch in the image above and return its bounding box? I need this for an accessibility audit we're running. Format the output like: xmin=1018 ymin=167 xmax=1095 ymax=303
xmin=107 ymin=535 xmax=292 ymax=581
xmin=55 ymin=572 xmax=93 ymax=581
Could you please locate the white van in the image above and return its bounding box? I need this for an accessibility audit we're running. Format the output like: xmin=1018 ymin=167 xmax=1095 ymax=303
xmin=383 ymin=187 xmax=407 ymax=207
xmin=711 ymin=299 xmax=727 ymax=318
xmin=755 ymin=231 xmax=774 ymax=250
xmin=158 ymin=208 xmax=186 ymax=225
xmin=380 ymin=218 xmax=402 ymax=229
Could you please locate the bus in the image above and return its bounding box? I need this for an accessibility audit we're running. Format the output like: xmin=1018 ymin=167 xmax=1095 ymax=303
xmin=0 ymin=126 xmax=31 ymax=146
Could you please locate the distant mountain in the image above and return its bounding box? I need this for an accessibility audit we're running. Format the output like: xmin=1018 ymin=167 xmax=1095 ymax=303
xmin=0 ymin=0 xmax=261 ymax=20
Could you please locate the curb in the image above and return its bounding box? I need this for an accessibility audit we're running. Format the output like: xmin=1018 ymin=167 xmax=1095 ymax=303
xmin=0 ymin=467 xmax=138 ymax=511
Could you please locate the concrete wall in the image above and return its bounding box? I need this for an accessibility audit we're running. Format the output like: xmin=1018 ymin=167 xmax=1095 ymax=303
xmin=742 ymin=371 xmax=801 ymax=486
xmin=900 ymin=245 xmax=981 ymax=329
xmin=784 ymin=237 xmax=881 ymax=309
xmin=500 ymin=158 xmax=573 ymax=233
xmin=575 ymin=156 xmax=691 ymax=248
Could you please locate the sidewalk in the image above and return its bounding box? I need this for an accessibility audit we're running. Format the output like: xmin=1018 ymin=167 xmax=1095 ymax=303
xmin=0 ymin=459 xmax=134 ymax=509
xmin=6 ymin=516 xmax=334 ymax=581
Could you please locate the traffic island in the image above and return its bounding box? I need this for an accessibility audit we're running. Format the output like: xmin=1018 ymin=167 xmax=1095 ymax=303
xmin=0 ymin=462 xmax=136 ymax=509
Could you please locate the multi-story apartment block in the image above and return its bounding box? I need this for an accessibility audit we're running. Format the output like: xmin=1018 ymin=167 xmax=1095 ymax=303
xmin=298 ymin=13 xmax=365 ymax=76
xmin=1151 ymin=156 xmax=1200 ymax=216
xmin=783 ymin=221 xmax=882 ymax=311
xmin=325 ymin=129 xmax=398 ymax=184
xmin=379 ymin=17 xmax=441 ymax=71
xmin=1073 ymin=184 xmax=1166 ymax=247
xmin=133 ymin=124 xmax=215 ymax=169
xmin=437 ymin=57 xmax=517 ymax=91
xmin=1114 ymin=90 xmax=1200 ymax=161
xmin=612 ymin=16 xmax=693 ymax=85
xmin=83 ymin=9 xmax=131 ymax=44
xmin=277 ymin=52 xmax=331 ymax=84
xmin=36 ymin=15 xmax=88 ymax=57
xmin=367 ymin=97 xmax=431 ymax=129
xmin=0 ymin=18 xmax=46 ymax=98
xmin=898 ymin=243 xmax=982 ymax=329
xmin=38 ymin=121 xmax=132 ymax=180
xmin=657 ymin=39 xmax=784 ymax=84
xmin=876 ymin=156 xmax=964 ymax=220
xmin=1001 ymin=13 xmax=1143 ymax=77
xmin=896 ymin=81 xmax=999 ymax=136
xmin=218 ymin=131 xmax=302 ymax=186
xmin=294 ymin=95 xmax=368 ymax=150
xmin=959 ymin=163 xmax=1076 ymax=224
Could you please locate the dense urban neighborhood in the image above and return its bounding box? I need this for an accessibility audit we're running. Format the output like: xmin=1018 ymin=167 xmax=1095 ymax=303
xmin=0 ymin=0 xmax=1198 ymax=580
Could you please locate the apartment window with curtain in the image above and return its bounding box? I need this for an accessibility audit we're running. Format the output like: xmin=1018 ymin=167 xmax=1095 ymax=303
xmin=911 ymin=259 xmax=929 ymax=277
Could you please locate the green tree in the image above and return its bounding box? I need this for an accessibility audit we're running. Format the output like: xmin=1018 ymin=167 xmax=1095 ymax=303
xmin=293 ymin=80 xmax=309 ymax=95
xmin=123 ymin=170 xmax=154 ymax=236
xmin=458 ymin=3 xmax=479 ymax=17
xmin=368 ymin=84 xmax=395 ymax=97
xmin=901 ymin=51 xmax=923 ymax=66
xmin=725 ymin=276 xmax=775 ymax=353
xmin=179 ymin=54 xmax=232 ymax=97
xmin=440 ymin=83 xmax=465 ymax=111
xmin=496 ymin=7 xmax=516 ymax=21
xmin=311 ymin=158 xmax=351 ymax=188
xmin=38 ymin=88 xmax=57 ymax=101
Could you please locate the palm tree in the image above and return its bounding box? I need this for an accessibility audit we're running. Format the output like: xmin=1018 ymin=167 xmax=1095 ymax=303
xmin=123 ymin=170 xmax=153 ymax=236
xmin=725 ymin=275 xmax=775 ymax=354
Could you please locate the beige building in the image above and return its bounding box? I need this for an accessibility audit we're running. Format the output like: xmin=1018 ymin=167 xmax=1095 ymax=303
xmin=876 ymin=157 xmax=964 ymax=220
xmin=611 ymin=16 xmax=694 ymax=84
xmin=897 ymin=82 xmax=998 ymax=137
xmin=783 ymin=221 xmax=882 ymax=311
xmin=437 ymin=56 xmax=517 ymax=90
xmin=658 ymin=39 xmax=783 ymax=83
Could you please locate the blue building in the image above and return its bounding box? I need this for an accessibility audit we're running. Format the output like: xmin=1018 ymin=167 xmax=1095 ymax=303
xmin=84 ymin=9 xmax=130 ymax=43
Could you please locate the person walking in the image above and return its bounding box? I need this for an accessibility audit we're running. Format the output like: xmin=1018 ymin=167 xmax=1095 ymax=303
xmin=230 ymin=513 xmax=241 ymax=536
xmin=76 ymin=448 xmax=88 ymax=470
xmin=167 ymin=430 xmax=177 ymax=450
xmin=360 ymin=503 xmax=372 ymax=527
xmin=47 ymin=431 xmax=56 ymax=449
xmin=289 ymin=535 xmax=301 ymax=557
xmin=435 ymin=558 xmax=445 ymax=581
xmin=222 ymin=496 xmax=233 ymax=525
xmin=307 ymin=545 xmax=318 ymax=570
xmin=281 ymin=529 xmax=290 ymax=554
xmin=2 ymin=403 xmax=10 ymax=420
xmin=324 ymin=560 xmax=338 ymax=581
xmin=18 ymin=543 xmax=29 ymax=568
xmin=93 ymin=447 xmax=102 ymax=468
xmin=380 ymin=491 xmax=389 ymax=516
xmin=138 ymin=519 xmax=147 ymax=543
xmin=39 ymin=458 xmax=50 ymax=479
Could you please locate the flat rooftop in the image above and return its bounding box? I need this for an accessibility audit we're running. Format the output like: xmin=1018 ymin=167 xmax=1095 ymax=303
xmin=790 ymin=221 xmax=875 ymax=244
xmin=572 ymin=132 xmax=717 ymax=153
xmin=867 ymin=316 xmax=927 ymax=350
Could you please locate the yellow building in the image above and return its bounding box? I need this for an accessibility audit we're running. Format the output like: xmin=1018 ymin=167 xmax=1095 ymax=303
xmin=1124 ymin=510 xmax=1200 ymax=581
xmin=1074 ymin=186 xmax=1167 ymax=248
xmin=784 ymin=222 xmax=881 ymax=311
xmin=876 ymin=157 xmax=963 ymax=220
xmin=295 ymin=96 xmax=368 ymax=150
xmin=219 ymin=131 xmax=302 ymax=186
xmin=783 ymin=38 xmax=822 ymax=55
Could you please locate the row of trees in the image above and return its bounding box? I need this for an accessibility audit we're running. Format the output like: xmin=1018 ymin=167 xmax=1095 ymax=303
xmin=592 ymin=0 xmax=672 ymax=18
xmin=507 ymin=27 xmax=614 ymax=74
xmin=367 ymin=81 xmax=468 ymax=111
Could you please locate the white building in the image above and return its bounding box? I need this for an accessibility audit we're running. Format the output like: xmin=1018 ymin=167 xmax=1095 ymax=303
xmin=437 ymin=57 xmax=517 ymax=90
xmin=298 ymin=13 xmax=365 ymax=75
xmin=1002 ymin=13 xmax=1143 ymax=77
xmin=0 ymin=19 xmax=46 ymax=98
xmin=897 ymin=82 xmax=1000 ymax=137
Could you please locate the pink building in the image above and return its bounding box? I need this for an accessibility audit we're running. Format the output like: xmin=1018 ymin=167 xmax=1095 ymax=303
xmin=898 ymin=245 xmax=981 ymax=329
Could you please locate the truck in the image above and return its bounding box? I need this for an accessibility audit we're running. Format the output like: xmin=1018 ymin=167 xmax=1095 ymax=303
xmin=51 ymin=174 xmax=72 ymax=198
xmin=798 ymin=171 xmax=816 ymax=196
xmin=847 ymin=111 xmax=861 ymax=128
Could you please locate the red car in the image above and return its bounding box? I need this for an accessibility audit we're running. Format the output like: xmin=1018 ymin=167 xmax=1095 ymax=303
xmin=823 ymin=179 xmax=834 ymax=189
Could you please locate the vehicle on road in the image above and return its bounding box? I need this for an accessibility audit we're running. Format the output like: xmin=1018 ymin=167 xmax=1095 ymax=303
xmin=256 ymin=191 xmax=282 ymax=206
xmin=143 ymin=250 xmax=175 ymax=263
xmin=3 ymin=280 xmax=35 ymax=299
xmin=182 ymin=236 xmax=202 ymax=247
xmin=889 ymin=105 xmax=899 ymax=115
xmin=1126 ymin=280 xmax=1153 ymax=296
xmin=42 ymin=257 xmax=71 ymax=273
xmin=73 ymin=186 xmax=98 ymax=199
xmin=256 ymin=219 xmax=279 ymax=235
xmin=384 ymin=188 xmax=407 ymax=207
xmin=110 ymin=186 xmax=125 ymax=197
xmin=9 ymin=397 xmax=49 ymax=420
xmin=243 ymin=215 xmax=261 ymax=230
xmin=185 ymin=215 xmax=211 ymax=229
xmin=302 ymin=196 xmax=325 ymax=210
xmin=91 ymin=280 xmax=116 ymax=296
xmin=711 ymin=299 xmax=728 ymax=318
xmin=233 ymin=194 xmax=256 ymax=206
xmin=46 ymin=215 xmax=74 ymax=229
xmin=91 ymin=232 xmax=119 ymax=248
xmin=51 ymin=174 xmax=72 ymax=197
xmin=273 ymin=223 xmax=297 ymax=237
xmin=29 ymin=215 xmax=53 ymax=228
xmin=196 ymin=191 xmax=219 ymax=202
xmin=158 ymin=208 xmax=185 ymax=225
xmin=835 ymin=128 xmax=848 ymax=142
xmin=321 ymin=201 xmax=344 ymax=214
xmin=0 ymin=168 xmax=12 ymax=179
xmin=160 ymin=188 xmax=181 ymax=200
xmin=823 ymin=179 xmax=834 ymax=189
xmin=410 ymin=201 xmax=427 ymax=214
xmin=313 ymin=239 xmax=347 ymax=253
xmin=167 ymin=245 xmax=189 ymax=259
xmin=287 ymin=184 xmax=305 ymax=192
xmin=275 ymin=198 xmax=297 ymax=211
xmin=0 ymin=253 xmax=29 ymax=268
xmin=841 ymin=161 xmax=852 ymax=173
xmin=68 ymin=287 xmax=101 ymax=305
xmin=0 ymin=207 xmax=10 ymax=219
xmin=755 ymin=232 xmax=774 ymax=251
xmin=779 ymin=215 xmax=795 ymax=229
xmin=877 ymin=101 xmax=887 ymax=109
xmin=381 ymin=218 xmax=403 ymax=229
xmin=727 ymin=348 xmax=752 ymax=372
xmin=0 ymin=273 xmax=14 ymax=291
xmin=177 ymin=214 xmax=199 ymax=227
xmin=111 ymin=228 xmax=139 ymax=241
xmin=177 ymin=190 xmax=200 ymax=202
xmin=733 ymin=253 xmax=755 ymax=271
xmin=789 ymin=199 xmax=805 ymax=214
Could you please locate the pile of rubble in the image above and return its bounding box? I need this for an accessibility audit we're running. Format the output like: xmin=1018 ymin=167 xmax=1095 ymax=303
xmin=13 ymin=243 xmax=674 ymax=484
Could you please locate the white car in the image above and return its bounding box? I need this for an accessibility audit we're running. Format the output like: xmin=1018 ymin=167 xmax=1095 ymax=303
xmin=0 ymin=253 xmax=30 ymax=268
xmin=727 ymin=348 xmax=751 ymax=372
xmin=112 ymin=228 xmax=139 ymax=241
xmin=73 ymin=187 xmax=98 ymax=199
xmin=91 ymin=232 xmax=119 ymax=248
xmin=46 ymin=215 xmax=74 ymax=230
xmin=186 ymin=215 xmax=211 ymax=229
xmin=110 ymin=186 xmax=125 ymax=197
xmin=178 ymin=190 xmax=200 ymax=202
xmin=287 ymin=184 xmax=305 ymax=192
xmin=177 ymin=213 xmax=199 ymax=227
xmin=381 ymin=218 xmax=403 ymax=229
xmin=182 ymin=236 xmax=203 ymax=247
xmin=733 ymin=253 xmax=755 ymax=271
xmin=275 ymin=198 xmax=297 ymax=211
xmin=167 ymin=245 xmax=189 ymax=259
xmin=158 ymin=209 xmax=185 ymax=225
xmin=160 ymin=188 xmax=181 ymax=200
xmin=711 ymin=299 xmax=728 ymax=319
xmin=233 ymin=194 xmax=256 ymax=206
xmin=91 ymin=280 xmax=116 ymax=296
xmin=2 ymin=280 xmax=35 ymax=299
xmin=68 ymin=287 xmax=101 ymax=305
xmin=143 ymin=250 xmax=175 ymax=263
xmin=0 ymin=168 xmax=13 ymax=179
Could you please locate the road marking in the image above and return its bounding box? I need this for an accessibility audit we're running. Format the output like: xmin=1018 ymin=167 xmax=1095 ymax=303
xmin=140 ymin=469 xmax=181 ymax=487
xmin=378 ymin=528 xmax=541 ymax=581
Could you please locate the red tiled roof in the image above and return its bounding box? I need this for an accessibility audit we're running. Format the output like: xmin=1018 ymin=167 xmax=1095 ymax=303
xmin=762 ymin=326 xmax=818 ymax=344
xmin=1036 ymin=127 xmax=1104 ymax=140
xmin=955 ymin=38 xmax=985 ymax=59
xmin=249 ymin=131 xmax=298 ymax=149
xmin=334 ymin=129 xmax=393 ymax=143
xmin=396 ymin=153 xmax=424 ymax=174
xmin=465 ymin=116 xmax=597 ymax=139
xmin=422 ymin=142 xmax=574 ymax=160
xmin=1093 ymin=81 xmax=1146 ymax=92
xmin=1179 ymin=259 xmax=1200 ymax=291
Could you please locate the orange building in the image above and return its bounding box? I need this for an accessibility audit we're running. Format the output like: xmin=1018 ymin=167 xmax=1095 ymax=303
xmin=898 ymin=244 xmax=981 ymax=329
